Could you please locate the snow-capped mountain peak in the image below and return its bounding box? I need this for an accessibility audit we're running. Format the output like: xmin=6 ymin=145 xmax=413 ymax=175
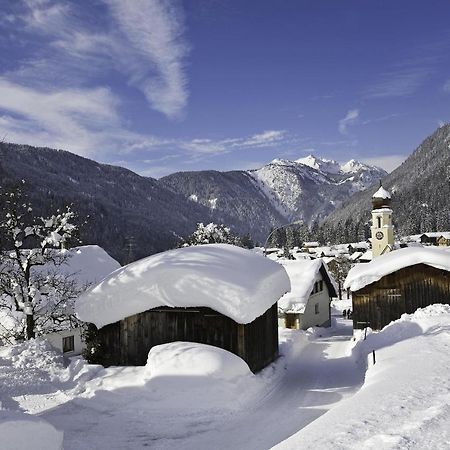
xmin=341 ymin=159 xmax=369 ymax=174
xmin=295 ymin=155 xmax=341 ymax=174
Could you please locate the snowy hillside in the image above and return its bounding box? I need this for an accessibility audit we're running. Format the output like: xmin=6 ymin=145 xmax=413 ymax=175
xmin=2 ymin=304 xmax=449 ymax=449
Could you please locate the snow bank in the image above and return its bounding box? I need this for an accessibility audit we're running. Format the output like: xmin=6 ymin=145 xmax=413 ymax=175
xmin=276 ymin=304 xmax=450 ymax=450
xmin=278 ymin=259 xmax=323 ymax=313
xmin=0 ymin=411 xmax=63 ymax=450
xmin=345 ymin=246 xmax=450 ymax=291
xmin=76 ymin=244 xmax=290 ymax=328
xmin=146 ymin=342 xmax=251 ymax=380
xmin=0 ymin=339 xmax=65 ymax=378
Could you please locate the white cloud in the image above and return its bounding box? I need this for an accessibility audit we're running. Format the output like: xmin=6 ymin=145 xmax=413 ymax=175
xmin=338 ymin=109 xmax=359 ymax=135
xmin=443 ymin=79 xmax=450 ymax=93
xmin=0 ymin=78 xmax=121 ymax=155
xmin=103 ymin=0 xmax=189 ymax=119
xmin=361 ymin=154 xmax=406 ymax=173
xmin=235 ymin=130 xmax=286 ymax=148
xmin=365 ymin=67 xmax=430 ymax=99
xmin=362 ymin=113 xmax=400 ymax=125
xmin=11 ymin=0 xmax=189 ymax=119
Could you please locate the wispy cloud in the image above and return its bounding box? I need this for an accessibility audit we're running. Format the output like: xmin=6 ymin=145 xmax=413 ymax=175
xmin=0 ymin=78 xmax=121 ymax=155
xmin=103 ymin=0 xmax=189 ymax=118
xmin=235 ymin=130 xmax=286 ymax=148
xmin=365 ymin=67 xmax=431 ymax=99
xmin=362 ymin=113 xmax=400 ymax=125
xmin=443 ymin=79 xmax=450 ymax=93
xmin=7 ymin=0 xmax=189 ymax=119
xmin=338 ymin=109 xmax=359 ymax=135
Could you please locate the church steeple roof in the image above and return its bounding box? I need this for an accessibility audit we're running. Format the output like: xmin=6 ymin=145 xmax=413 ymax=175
xmin=372 ymin=182 xmax=391 ymax=209
xmin=373 ymin=185 xmax=391 ymax=200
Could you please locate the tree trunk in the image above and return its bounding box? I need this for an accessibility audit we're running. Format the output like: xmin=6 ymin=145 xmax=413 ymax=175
xmin=26 ymin=314 xmax=35 ymax=339
xmin=338 ymin=281 xmax=342 ymax=300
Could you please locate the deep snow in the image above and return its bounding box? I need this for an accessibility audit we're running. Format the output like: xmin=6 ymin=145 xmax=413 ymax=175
xmin=76 ymin=244 xmax=290 ymax=327
xmin=1 ymin=304 xmax=450 ymax=449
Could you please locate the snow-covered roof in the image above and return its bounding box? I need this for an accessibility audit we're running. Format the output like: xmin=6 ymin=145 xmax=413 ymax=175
xmin=303 ymin=241 xmax=320 ymax=248
xmin=359 ymin=250 xmax=373 ymax=261
xmin=350 ymin=251 xmax=363 ymax=261
xmin=344 ymin=247 xmax=450 ymax=291
xmin=372 ymin=185 xmax=391 ymax=199
xmin=76 ymin=244 xmax=291 ymax=328
xmin=278 ymin=259 xmax=335 ymax=314
xmin=56 ymin=245 xmax=121 ymax=286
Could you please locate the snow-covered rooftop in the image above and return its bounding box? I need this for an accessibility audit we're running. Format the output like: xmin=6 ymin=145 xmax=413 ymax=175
xmin=372 ymin=185 xmax=391 ymax=199
xmin=57 ymin=245 xmax=121 ymax=286
xmin=278 ymin=259 xmax=333 ymax=313
xmin=76 ymin=244 xmax=291 ymax=328
xmin=344 ymin=247 xmax=450 ymax=291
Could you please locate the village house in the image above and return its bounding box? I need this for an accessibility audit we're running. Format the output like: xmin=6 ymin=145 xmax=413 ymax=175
xmin=277 ymin=259 xmax=337 ymax=330
xmin=437 ymin=233 xmax=450 ymax=247
xmin=44 ymin=245 xmax=121 ymax=355
xmin=76 ymin=244 xmax=290 ymax=373
xmin=345 ymin=247 xmax=450 ymax=330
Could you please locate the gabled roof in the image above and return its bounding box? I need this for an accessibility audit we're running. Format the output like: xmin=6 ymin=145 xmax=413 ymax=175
xmin=344 ymin=247 xmax=450 ymax=291
xmin=278 ymin=259 xmax=337 ymax=313
xmin=76 ymin=244 xmax=291 ymax=328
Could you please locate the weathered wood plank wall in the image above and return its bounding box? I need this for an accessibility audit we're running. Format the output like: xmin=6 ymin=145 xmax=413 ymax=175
xmin=97 ymin=305 xmax=278 ymax=372
xmin=353 ymin=264 xmax=450 ymax=330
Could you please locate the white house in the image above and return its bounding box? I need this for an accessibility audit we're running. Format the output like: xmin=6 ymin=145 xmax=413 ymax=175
xmin=45 ymin=245 xmax=121 ymax=355
xmin=277 ymin=259 xmax=337 ymax=330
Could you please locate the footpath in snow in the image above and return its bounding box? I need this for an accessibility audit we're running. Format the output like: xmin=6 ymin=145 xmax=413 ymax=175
xmin=2 ymin=304 xmax=450 ymax=449
xmin=0 ymin=309 xmax=363 ymax=450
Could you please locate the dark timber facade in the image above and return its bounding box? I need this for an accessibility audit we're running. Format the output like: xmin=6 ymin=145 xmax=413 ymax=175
xmin=95 ymin=303 xmax=279 ymax=373
xmin=352 ymin=263 xmax=450 ymax=330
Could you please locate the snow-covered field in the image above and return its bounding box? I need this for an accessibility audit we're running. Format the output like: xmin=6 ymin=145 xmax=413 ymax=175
xmin=1 ymin=304 xmax=450 ymax=449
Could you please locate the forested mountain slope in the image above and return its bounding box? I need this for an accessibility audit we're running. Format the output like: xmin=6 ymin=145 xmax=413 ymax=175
xmin=319 ymin=124 xmax=450 ymax=243
xmin=0 ymin=143 xmax=213 ymax=263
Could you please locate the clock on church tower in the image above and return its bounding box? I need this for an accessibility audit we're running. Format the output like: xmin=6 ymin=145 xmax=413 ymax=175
xmin=371 ymin=183 xmax=394 ymax=258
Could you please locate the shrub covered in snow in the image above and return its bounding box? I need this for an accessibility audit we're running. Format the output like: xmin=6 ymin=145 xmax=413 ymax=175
xmin=0 ymin=410 xmax=63 ymax=450
xmin=146 ymin=342 xmax=252 ymax=380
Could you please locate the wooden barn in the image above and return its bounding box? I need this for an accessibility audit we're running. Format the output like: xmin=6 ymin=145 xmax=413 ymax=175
xmin=344 ymin=247 xmax=450 ymax=330
xmin=76 ymin=244 xmax=291 ymax=373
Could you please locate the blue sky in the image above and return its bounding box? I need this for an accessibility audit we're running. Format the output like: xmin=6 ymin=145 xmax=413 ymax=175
xmin=1 ymin=0 xmax=450 ymax=177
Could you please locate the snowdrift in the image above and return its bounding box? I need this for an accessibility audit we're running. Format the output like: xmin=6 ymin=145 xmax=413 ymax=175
xmin=0 ymin=411 xmax=63 ymax=450
xmin=276 ymin=304 xmax=450 ymax=449
xmin=146 ymin=341 xmax=252 ymax=380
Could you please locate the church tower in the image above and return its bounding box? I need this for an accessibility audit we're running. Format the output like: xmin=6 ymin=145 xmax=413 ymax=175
xmin=371 ymin=183 xmax=394 ymax=257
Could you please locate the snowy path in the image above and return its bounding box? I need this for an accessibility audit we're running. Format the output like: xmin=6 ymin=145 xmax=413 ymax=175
xmin=172 ymin=316 xmax=365 ymax=450
xmin=33 ymin=316 xmax=364 ymax=450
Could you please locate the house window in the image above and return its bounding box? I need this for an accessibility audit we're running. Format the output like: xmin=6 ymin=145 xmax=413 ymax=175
xmin=315 ymin=303 xmax=319 ymax=314
xmin=377 ymin=216 xmax=381 ymax=228
xmin=319 ymin=280 xmax=323 ymax=292
xmin=62 ymin=335 xmax=75 ymax=353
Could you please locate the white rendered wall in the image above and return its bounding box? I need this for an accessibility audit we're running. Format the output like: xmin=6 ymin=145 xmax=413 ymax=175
xmin=298 ymin=283 xmax=331 ymax=330
xmin=44 ymin=328 xmax=84 ymax=356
